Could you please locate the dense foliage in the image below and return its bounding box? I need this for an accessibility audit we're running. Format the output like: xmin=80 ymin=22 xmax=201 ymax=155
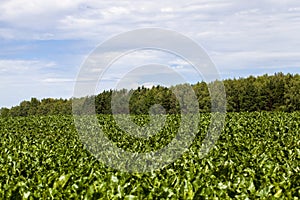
xmin=0 ymin=112 xmax=299 ymax=199
xmin=1 ymin=72 xmax=299 ymax=117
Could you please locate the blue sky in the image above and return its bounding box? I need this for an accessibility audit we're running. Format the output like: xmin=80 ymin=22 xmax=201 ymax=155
xmin=1 ymin=0 xmax=300 ymax=108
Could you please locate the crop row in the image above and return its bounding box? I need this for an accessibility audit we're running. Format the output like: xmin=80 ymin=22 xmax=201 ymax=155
xmin=0 ymin=112 xmax=299 ymax=199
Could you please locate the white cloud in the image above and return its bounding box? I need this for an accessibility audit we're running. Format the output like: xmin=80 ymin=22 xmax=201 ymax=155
xmin=0 ymin=0 xmax=83 ymax=22
xmin=0 ymin=0 xmax=300 ymax=106
xmin=160 ymin=7 xmax=174 ymax=13
xmin=0 ymin=59 xmax=74 ymax=107
xmin=211 ymin=51 xmax=300 ymax=69
xmin=0 ymin=59 xmax=55 ymax=75
xmin=102 ymin=6 xmax=131 ymax=17
xmin=42 ymin=78 xmax=74 ymax=83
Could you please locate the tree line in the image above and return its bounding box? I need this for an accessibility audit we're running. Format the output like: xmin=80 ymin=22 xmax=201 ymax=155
xmin=1 ymin=72 xmax=299 ymax=117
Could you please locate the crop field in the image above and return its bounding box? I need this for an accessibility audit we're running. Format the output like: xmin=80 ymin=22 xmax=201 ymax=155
xmin=0 ymin=112 xmax=299 ymax=199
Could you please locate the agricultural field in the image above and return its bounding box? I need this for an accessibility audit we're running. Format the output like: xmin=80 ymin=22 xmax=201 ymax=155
xmin=0 ymin=112 xmax=299 ymax=199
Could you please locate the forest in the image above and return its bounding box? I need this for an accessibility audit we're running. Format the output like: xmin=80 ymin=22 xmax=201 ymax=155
xmin=1 ymin=72 xmax=299 ymax=117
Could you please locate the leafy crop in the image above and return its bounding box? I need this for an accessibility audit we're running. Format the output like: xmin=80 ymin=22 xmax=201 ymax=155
xmin=0 ymin=112 xmax=299 ymax=199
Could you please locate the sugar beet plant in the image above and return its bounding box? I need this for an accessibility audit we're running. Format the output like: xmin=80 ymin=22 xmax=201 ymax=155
xmin=0 ymin=112 xmax=299 ymax=199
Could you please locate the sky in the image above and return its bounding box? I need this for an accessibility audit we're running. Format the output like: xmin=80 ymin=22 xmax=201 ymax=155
xmin=1 ymin=0 xmax=300 ymax=108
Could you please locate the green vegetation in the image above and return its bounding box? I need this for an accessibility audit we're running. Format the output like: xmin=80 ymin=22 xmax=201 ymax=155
xmin=0 ymin=72 xmax=299 ymax=199
xmin=0 ymin=112 xmax=299 ymax=199
xmin=1 ymin=72 xmax=300 ymax=117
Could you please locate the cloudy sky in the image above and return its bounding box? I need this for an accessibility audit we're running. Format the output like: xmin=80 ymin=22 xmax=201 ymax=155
xmin=1 ymin=0 xmax=300 ymax=107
